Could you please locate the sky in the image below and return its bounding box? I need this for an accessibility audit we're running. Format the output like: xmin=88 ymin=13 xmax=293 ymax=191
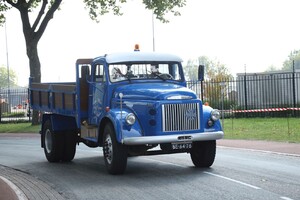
xmin=0 ymin=0 xmax=300 ymax=86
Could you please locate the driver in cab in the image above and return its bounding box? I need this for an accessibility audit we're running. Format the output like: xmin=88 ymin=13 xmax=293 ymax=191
xmin=150 ymin=64 xmax=161 ymax=77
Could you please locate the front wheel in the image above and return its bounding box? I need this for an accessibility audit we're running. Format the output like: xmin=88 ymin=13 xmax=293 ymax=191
xmin=103 ymin=123 xmax=128 ymax=175
xmin=190 ymin=140 xmax=216 ymax=167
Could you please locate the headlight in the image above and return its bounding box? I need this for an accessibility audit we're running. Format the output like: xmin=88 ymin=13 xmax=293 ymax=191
xmin=211 ymin=109 xmax=220 ymax=121
xmin=125 ymin=113 xmax=136 ymax=125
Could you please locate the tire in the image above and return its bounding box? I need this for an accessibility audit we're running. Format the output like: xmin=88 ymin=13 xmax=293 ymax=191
xmin=190 ymin=140 xmax=216 ymax=168
xmin=62 ymin=131 xmax=77 ymax=162
xmin=103 ymin=123 xmax=128 ymax=175
xmin=42 ymin=120 xmax=64 ymax=162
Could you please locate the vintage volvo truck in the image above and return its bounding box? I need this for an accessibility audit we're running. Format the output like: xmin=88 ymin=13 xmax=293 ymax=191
xmin=29 ymin=50 xmax=223 ymax=174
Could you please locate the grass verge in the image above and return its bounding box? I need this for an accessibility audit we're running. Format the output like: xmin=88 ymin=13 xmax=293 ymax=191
xmin=0 ymin=118 xmax=299 ymax=143
xmin=0 ymin=123 xmax=40 ymax=133
xmin=223 ymin=118 xmax=300 ymax=143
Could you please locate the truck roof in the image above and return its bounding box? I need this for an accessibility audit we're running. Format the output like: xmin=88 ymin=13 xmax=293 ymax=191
xmin=103 ymin=52 xmax=183 ymax=64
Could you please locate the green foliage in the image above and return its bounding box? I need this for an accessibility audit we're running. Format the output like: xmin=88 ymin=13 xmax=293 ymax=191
xmin=0 ymin=123 xmax=40 ymax=133
xmin=143 ymin=0 xmax=186 ymax=23
xmin=82 ymin=0 xmax=186 ymax=23
xmin=197 ymin=56 xmax=233 ymax=81
xmin=184 ymin=59 xmax=198 ymax=80
xmin=0 ymin=2 xmax=9 ymax=25
xmin=184 ymin=56 xmax=233 ymax=103
xmin=265 ymin=64 xmax=279 ymax=72
xmin=0 ymin=66 xmax=18 ymax=88
xmin=185 ymin=56 xmax=233 ymax=81
xmin=282 ymin=50 xmax=300 ymax=71
xmin=1 ymin=112 xmax=26 ymax=118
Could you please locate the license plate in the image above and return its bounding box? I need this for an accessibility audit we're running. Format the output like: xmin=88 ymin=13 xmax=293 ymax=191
xmin=171 ymin=142 xmax=192 ymax=150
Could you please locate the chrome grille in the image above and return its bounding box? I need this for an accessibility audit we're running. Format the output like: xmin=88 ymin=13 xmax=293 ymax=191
xmin=162 ymin=103 xmax=200 ymax=132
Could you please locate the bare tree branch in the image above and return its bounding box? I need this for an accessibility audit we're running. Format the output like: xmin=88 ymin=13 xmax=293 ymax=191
xmin=32 ymin=0 xmax=48 ymax=32
xmin=35 ymin=0 xmax=62 ymax=42
xmin=4 ymin=0 xmax=17 ymax=8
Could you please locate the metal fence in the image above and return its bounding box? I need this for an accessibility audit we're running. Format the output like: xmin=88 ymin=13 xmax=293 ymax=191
xmin=1 ymin=71 xmax=300 ymax=123
xmin=187 ymin=70 xmax=300 ymax=118
xmin=0 ymin=87 xmax=31 ymax=123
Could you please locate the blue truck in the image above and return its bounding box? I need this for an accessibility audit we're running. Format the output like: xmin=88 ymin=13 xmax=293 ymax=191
xmin=29 ymin=50 xmax=224 ymax=174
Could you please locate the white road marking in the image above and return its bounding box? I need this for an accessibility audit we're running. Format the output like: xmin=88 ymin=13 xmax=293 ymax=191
xmin=280 ymin=197 xmax=294 ymax=200
xmin=77 ymin=147 xmax=295 ymax=200
xmin=143 ymin=157 xmax=261 ymax=190
xmin=203 ymin=171 xmax=261 ymax=190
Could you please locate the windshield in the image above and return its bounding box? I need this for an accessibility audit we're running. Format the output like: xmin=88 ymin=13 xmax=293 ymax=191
xmin=109 ymin=63 xmax=182 ymax=83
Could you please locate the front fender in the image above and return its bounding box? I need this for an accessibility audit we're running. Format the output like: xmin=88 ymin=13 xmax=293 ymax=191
xmin=202 ymin=105 xmax=223 ymax=132
xmin=105 ymin=108 xmax=143 ymax=143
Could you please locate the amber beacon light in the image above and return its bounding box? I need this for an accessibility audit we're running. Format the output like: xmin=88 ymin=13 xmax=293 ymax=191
xmin=134 ymin=44 xmax=140 ymax=51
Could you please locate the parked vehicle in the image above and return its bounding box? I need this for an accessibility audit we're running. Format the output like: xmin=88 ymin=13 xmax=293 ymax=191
xmin=29 ymin=49 xmax=223 ymax=174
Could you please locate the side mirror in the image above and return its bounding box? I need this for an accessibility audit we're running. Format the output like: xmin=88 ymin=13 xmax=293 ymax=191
xmin=198 ymin=65 xmax=204 ymax=81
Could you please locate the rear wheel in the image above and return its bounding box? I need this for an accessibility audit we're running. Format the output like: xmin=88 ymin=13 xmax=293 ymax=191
xmin=42 ymin=120 xmax=77 ymax=162
xmin=42 ymin=120 xmax=64 ymax=162
xmin=190 ymin=140 xmax=216 ymax=167
xmin=62 ymin=131 xmax=77 ymax=162
xmin=103 ymin=123 xmax=128 ymax=175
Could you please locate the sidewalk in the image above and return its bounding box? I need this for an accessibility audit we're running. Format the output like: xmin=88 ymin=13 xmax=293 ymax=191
xmin=217 ymin=139 xmax=300 ymax=156
xmin=1 ymin=139 xmax=300 ymax=199
xmin=0 ymin=165 xmax=64 ymax=200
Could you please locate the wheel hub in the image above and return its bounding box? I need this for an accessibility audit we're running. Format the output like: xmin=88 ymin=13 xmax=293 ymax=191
xmin=104 ymin=135 xmax=113 ymax=164
xmin=45 ymin=129 xmax=52 ymax=154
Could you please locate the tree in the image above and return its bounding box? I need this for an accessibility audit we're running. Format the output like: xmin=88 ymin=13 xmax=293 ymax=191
xmin=265 ymin=65 xmax=278 ymax=72
xmin=197 ymin=56 xmax=232 ymax=81
xmin=184 ymin=59 xmax=198 ymax=80
xmin=0 ymin=0 xmax=186 ymax=124
xmin=185 ymin=56 xmax=233 ymax=108
xmin=282 ymin=50 xmax=300 ymax=71
xmin=0 ymin=66 xmax=18 ymax=88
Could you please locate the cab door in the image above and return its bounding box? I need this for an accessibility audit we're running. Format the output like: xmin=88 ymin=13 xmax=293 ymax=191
xmin=88 ymin=63 xmax=106 ymax=125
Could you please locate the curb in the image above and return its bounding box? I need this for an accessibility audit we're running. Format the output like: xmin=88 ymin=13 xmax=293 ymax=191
xmin=217 ymin=139 xmax=300 ymax=156
xmin=218 ymin=146 xmax=300 ymax=157
xmin=0 ymin=176 xmax=27 ymax=200
xmin=0 ymin=165 xmax=65 ymax=200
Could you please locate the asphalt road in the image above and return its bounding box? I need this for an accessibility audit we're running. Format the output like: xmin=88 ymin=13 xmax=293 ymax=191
xmin=0 ymin=134 xmax=299 ymax=200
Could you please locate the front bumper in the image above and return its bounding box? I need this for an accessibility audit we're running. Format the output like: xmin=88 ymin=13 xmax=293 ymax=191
xmin=122 ymin=131 xmax=224 ymax=145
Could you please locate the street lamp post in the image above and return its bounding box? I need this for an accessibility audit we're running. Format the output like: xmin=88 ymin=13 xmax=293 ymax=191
xmin=5 ymin=21 xmax=10 ymax=108
xmin=152 ymin=11 xmax=155 ymax=52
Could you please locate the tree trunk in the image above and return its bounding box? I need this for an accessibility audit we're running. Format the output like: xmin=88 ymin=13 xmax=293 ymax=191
xmin=27 ymin=42 xmax=41 ymax=125
xmin=9 ymin=0 xmax=62 ymax=125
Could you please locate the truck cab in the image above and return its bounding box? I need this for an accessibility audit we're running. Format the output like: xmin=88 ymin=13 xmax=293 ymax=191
xmin=30 ymin=50 xmax=223 ymax=175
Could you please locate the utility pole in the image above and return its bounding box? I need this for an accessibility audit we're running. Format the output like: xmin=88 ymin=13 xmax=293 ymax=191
xmin=5 ymin=21 xmax=10 ymax=107
xmin=152 ymin=12 xmax=155 ymax=52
